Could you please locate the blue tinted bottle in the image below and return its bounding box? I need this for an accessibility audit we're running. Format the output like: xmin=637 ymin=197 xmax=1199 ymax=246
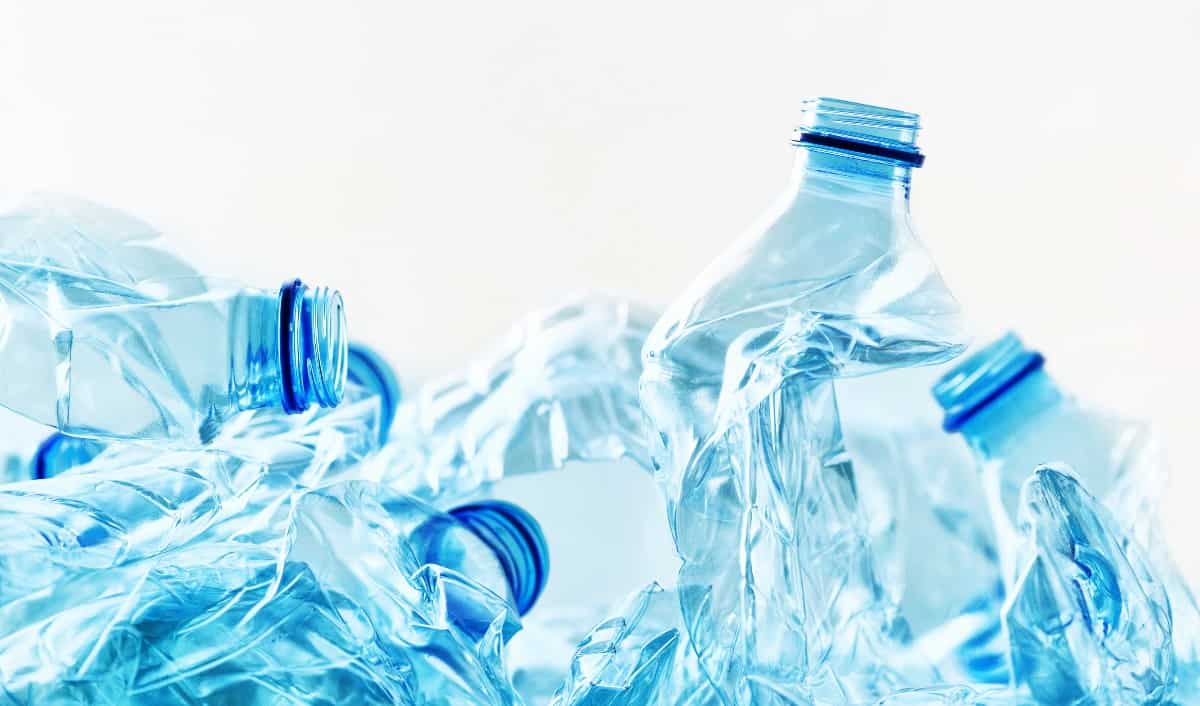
xmin=0 ymin=195 xmax=348 ymax=445
xmin=933 ymin=333 xmax=1154 ymax=580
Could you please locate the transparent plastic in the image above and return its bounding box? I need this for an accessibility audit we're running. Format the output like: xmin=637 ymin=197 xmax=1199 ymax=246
xmin=0 ymin=482 xmax=544 ymax=704
xmin=0 ymin=193 xmax=346 ymax=445
xmin=640 ymin=98 xmax=966 ymax=705
xmin=0 ymin=387 xmax=383 ymax=602
xmin=27 ymin=340 xmax=398 ymax=480
xmin=839 ymin=369 xmax=1004 ymax=684
xmin=933 ymin=333 xmax=1200 ymax=688
xmin=1005 ymin=465 xmax=1174 ymax=705
xmin=362 ymin=293 xmax=655 ymax=503
xmin=549 ymin=583 xmax=720 ymax=706
xmin=347 ymin=342 xmax=402 ymax=444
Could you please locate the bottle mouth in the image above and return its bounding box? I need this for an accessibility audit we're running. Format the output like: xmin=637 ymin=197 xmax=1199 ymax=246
xmin=932 ymin=332 xmax=1045 ymax=433
xmin=449 ymin=501 xmax=549 ymax=616
xmin=346 ymin=343 xmax=402 ymax=443
xmin=791 ymin=97 xmax=925 ymax=167
xmin=279 ymin=279 xmax=348 ymax=414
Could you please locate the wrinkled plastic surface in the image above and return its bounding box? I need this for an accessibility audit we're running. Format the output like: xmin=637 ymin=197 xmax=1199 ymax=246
xmin=0 ymin=193 xmax=345 ymax=444
xmin=839 ymin=370 xmax=1004 ymax=684
xmin=363 ymin=293 xmax=655 ymax=504
xmin=0 ymin=480 xmax=525 ymax=705
xmin=550 ymin=583 xmax=720 ymax=706
xmin=640 ymin=100 xmax=966 ymax=705
xmin=0 ymin=387 xmax=381 ymax=603
xmin=869 ymin=685 xmax=1035 ymax=705
xmin=27 ymin=343 xmax=399 ymax=480
xmin=1005 ymin=465 xmax=1174 ymax=705
xmin=936 ymin=333 xmax=1200 ymax=688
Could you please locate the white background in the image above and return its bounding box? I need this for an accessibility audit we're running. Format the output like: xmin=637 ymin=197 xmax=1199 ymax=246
xmin=2 ymin=2 xmax=1199 ymax=594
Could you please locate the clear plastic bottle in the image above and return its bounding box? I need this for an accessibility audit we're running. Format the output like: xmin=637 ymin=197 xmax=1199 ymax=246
xmin=932 ymin=333 xmax=1162 ymax=579
xmin=28 ymin=340 xmax=398 ymax=480
xmin=0 ymin=193 xmax=347 ymax=445
xmin=933 ymin=332 xmax=1198 ymax=688
xmin=640 ymin=98 xmax=965 ymax=706
xmin=0 ymin=484 xmax=547 ymax=704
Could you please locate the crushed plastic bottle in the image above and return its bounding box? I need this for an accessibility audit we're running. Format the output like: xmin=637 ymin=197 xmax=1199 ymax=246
xmin=549 ymin=582 xmax=720 ymax=706
xmin=27 ymin=340 xmax=400 ymax=480
xmin=934 ymin=333 xmax=1200 ymax=687
xmin=640 ymin=98 xmax=966 ymax=705
xmin=0 ymin=193 xmax=347 ymax=445
xmin=0 ymin=386 xmax=382 ymax=603
xmin=1005 ymin=465 xmax=1174 ymax=705
xmin=363 ymin=293 xmax=655 ymax=503
xmin=0 ymin=482 xmax=546 ymax=704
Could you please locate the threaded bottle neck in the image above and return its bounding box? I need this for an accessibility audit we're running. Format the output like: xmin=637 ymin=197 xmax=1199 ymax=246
xmin=791 ymin=97 xmax=923 ymax=185
xmin=449 ymin=500 xmax=549 ymax=616
xmin=933 ymin=332 xmax=1056 ymax=439
xmin=278 ymin=279 xmax=347 ymax=414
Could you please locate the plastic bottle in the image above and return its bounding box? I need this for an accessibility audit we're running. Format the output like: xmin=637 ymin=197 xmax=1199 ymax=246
xmin=0 ymin=483 xmax=547 ymax=704
xmin=0 ymin=387 xmax=382 ymax=603
xmin=640 ymin=97 xmax=965 ymax=706
xmin=933 ymin=332 xmax=1199 ymax=688
xmin=0 ymin=193 xmax=347 ymax=445
xmin=27 ymin=340 xmax=399 ymax=480
xmin=931 ymin=333 xmax=1160 ymax=576
xmin=1005 ymin=465 xmax=1173 ymax=705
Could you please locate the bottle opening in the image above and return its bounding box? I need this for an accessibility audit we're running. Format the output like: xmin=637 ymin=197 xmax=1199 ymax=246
xmin=932 ymin=332 xmax=1045 ymax=433
xmin=449 ymin=500 xmax=549 ymax=616
xmin=346 ymin=343 xmax=402 ymax=443
xmin=279 ymin=279 xmax=348 ymax=414
xmin=792 ymin=97 xmax=925 ymax=167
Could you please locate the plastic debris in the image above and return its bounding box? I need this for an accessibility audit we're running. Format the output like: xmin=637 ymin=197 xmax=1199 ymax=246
xmin=362 ymin=293 xmax=655 ymax=503
xmin=0 ymin=481 xmax=543 ymax=704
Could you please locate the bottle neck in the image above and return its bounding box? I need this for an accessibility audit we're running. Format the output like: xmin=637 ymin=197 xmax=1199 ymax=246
xmin=230 ymin=280 xmax=347 ymax=415
xmin=789 ymin=145 xmax=913 ymax=203
xmin=957 ymin=369 xmax=1064 ymax=458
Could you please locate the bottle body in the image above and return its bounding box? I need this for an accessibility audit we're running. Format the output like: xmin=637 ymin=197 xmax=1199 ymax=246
xmin=0 ymin=194 xmax=347 ymax=445
xmin=0 ymin=482 xmax=545 ymax=705
xmin=639 ymin=98 xmax=965 ymax=705
xmin=934 ymin=334 xmax=1159 ymax=581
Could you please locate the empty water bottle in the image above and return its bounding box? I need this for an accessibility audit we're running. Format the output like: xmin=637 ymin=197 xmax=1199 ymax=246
xmin=0 ymin=482 xmax=547 ymax=704
xmin=0 ymin=193 xmax=347 ymax=445
xmin=933 ymin=333 xmax=1199 ymax=690
xmin=640 ymin=97 xmax=965 ymax=706
xmin=1005 ymin=465 xmax=1174 ymax=705
xmin=26 ymin=341 xmax=400 ymax=480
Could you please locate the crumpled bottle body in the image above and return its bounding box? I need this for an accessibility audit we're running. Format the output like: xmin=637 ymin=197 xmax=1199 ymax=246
xmin=1004 ymin=465 xmax=1174 ymax=705
xmin=0 ymin=480 xmax=524 ymax=705
xmin=364 ymin=293 xmax=655 ymax=505
xmin=0 ymin=387 xmax=381 ymax=603
xmin=935 ymin=335 xmax=1200 ymax=688
xmin=640 ymin=155 xmax=966 ymax=705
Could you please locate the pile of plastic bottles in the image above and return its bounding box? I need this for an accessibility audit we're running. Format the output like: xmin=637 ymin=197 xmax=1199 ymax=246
xmin=0 ymin=97 xmax=1194 ymax=706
